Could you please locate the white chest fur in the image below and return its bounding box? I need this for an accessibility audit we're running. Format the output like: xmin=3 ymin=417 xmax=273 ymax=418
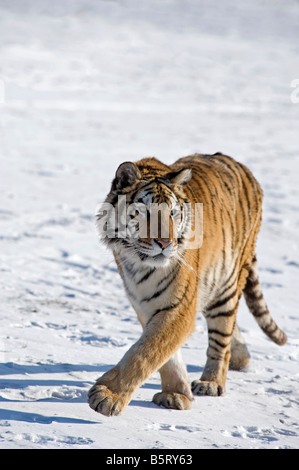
xmin=119 ymin=256 xmax=178 ymax=327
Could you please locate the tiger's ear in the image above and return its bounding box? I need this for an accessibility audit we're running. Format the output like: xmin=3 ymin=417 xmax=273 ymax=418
xmin=168 ymin=168 xmax=192 ymax=185
xmin=114 ymin=162 xmax=140 ymax=190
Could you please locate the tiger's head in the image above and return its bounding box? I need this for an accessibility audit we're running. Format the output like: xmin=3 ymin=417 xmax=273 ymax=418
xmin=97 ymin=158 xmax=193 ymax=268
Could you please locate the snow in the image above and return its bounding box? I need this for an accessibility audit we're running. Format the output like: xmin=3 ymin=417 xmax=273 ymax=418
xmin=0 ymin=0 xmax=299 ymax=449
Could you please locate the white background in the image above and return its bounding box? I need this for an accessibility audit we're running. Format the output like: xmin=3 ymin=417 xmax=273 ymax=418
xmin=0 ymin=0 xmax=299 ymax=448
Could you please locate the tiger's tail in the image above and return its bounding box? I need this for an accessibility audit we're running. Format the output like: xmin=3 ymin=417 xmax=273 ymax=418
xmin=243 ymin=255 xmax=287 ymax=346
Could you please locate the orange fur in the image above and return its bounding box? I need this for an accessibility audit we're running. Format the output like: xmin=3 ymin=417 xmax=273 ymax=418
xmin=88 ymin=153 xmax=286 ymax=416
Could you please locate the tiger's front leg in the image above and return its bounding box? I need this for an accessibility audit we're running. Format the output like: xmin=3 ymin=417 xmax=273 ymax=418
xmin=88 ymin=311 xmax=195 ymax=416
xmin=192 ymin=294 xmax=239 ymax=397
xmin=153 ymin=349 xmax=193 ymax=410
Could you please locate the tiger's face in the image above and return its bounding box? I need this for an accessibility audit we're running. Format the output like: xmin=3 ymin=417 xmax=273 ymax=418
xmin=98 ymin=161 xmax=193 ymax=268
xmin=126 ymin=184 xmax=189 ymax=267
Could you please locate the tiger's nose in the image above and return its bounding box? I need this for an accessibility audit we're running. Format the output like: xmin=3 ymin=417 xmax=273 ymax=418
xmin=155 ymin=239 xmax=173 ymax=249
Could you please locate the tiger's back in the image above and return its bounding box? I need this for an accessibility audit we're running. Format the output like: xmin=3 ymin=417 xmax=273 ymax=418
xmin=88 ymin=153 xmax=286 ymax=416
xmin=172 ymin=153 xmax=263 ymax=308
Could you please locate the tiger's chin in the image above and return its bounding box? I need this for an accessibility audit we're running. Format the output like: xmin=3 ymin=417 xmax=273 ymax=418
xmin=145 ymin=254 xmax=172 ymax=268
xmin=137 ymin=251 xmax=175 ymax=269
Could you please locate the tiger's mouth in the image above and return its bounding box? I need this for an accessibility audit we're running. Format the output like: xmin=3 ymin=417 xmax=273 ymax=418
xmin=135 ymin=243 xmax=177 ymax=267
xmin=138 ymin=252 xmax=173 ymax=267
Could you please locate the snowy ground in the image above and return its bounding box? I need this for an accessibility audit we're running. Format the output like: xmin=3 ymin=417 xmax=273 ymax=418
xmin=0 ymin=0 xmax=299 ymax=449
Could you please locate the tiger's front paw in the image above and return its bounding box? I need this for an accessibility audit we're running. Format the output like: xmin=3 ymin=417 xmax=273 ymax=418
xmin=88 ymin=382 xmax=126 ymax=417
xmin=191 ymin=380 xmax=224 ymax=397
xmin=153 ymin=392 xmax=191 ymax=410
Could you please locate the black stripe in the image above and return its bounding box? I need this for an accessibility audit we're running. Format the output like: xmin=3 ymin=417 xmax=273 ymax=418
xmin=138 ymin=252 xmax=149 ymax=261
xmin=209 ymin=337 xmax=228 ymax=349
xmin=218 ymin=156 xmax=242 ymax=183
xmin=123 ymin=262 xmax=139 ymax=278
xmin=157 ymin=263 xmax=181 ymax=287
xmin=217 ymin=157 xmax=247 ymax=238
xmin=207 ymin=307 xmax=236 ymax=318
xmin=207 ymin=354 xmax=221 ymax=362
xmin=150 ymin=280 xmax=191 ymax=319
xmin=239 ymin=168 xmax=251 ymax=214
xmin=136 ymin=268 xmax=156 ymax=284
xmin=188 ymin=169 xmax=209 ymax=203
xmin=219 ymin=277 xmax=237 ymax=298
xmin=138 ymin=164 xmax=161 ymax=173
xmin=151 ymin=303 xmax=177 ymax=318
xmin=224 ymin=204 xmax=235 ymax=250
xmin=146 ymin=251 xmax=199 ymax=325
xmin=193 ymin=166 xmax=218 ymax=225
xmin=129 ymin=188 xmax=143 ymax=203
xmin=265 ymin=322 xmax=278 ymax=335
xmin=208 ymin=344 xmax=223 ymax=355
xmin=155 ymin=180 xmax=175 ymax=193
xmin=239 ymin=163 xmax=259 ymax=209
xmin=142 ymin=189 xmax=154 ymax=197
xmin=123 ymin=279 xmax=136 ymax=300
xmin=243 ymin=164 xmax=260 ymax=206
xmin=218 ymin=256 xmax=239 ymax=296
xmin=245 ymin=277 xmax=260 ymax=290
xmin=134 ymin=181 xmax=155 ymax=195
xmin=252 ymin=308 xmax=268 ymax=318
xmin=245 ymin=291 xmax=263 ymax=302
xmin=108 ymin=193 xmax=120 ymax=206
xmin=208 ymin=328 xmax=232 ymax=337
xmin=220 ymin=209 xmax=226 ymax=275
xmin=238 ymin=187 xmax=247 ymax=241
xmin=121 ymin=239 xmax=131 ymax=247
xmin=207 ymin=289 xmax=237 ymax=311
xmin=178 ymin=283 xmax=198 ymax=318
xmin=142 ymin=272 xmax=177 ymax=302
xmin=215 ymin=168 xmax=236 ymax=252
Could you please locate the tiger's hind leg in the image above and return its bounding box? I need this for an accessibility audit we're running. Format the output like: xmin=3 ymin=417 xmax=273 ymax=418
xmin=229 ymin=322 xmax=251 ymax=370
xmin=192 ymin=288 xmax=239 ymax=397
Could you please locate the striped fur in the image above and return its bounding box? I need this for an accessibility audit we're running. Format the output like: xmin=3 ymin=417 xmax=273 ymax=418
xmin=244 ymin=255 xmax=287 ymax=345
xmin=88 ymin=153 xmax=287 ymax=416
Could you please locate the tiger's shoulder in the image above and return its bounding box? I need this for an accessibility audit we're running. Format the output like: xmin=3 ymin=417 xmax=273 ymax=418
xmin=171 ymin=152 xmax=263 ymax=206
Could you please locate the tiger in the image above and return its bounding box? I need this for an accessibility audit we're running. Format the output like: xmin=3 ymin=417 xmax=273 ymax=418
xmin=88 ymin=152 xmax=287 ymax=416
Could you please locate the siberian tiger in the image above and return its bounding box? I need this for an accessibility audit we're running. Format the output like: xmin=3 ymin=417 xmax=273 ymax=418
xmin=88 ymin=153 xmax=287 ymax=416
